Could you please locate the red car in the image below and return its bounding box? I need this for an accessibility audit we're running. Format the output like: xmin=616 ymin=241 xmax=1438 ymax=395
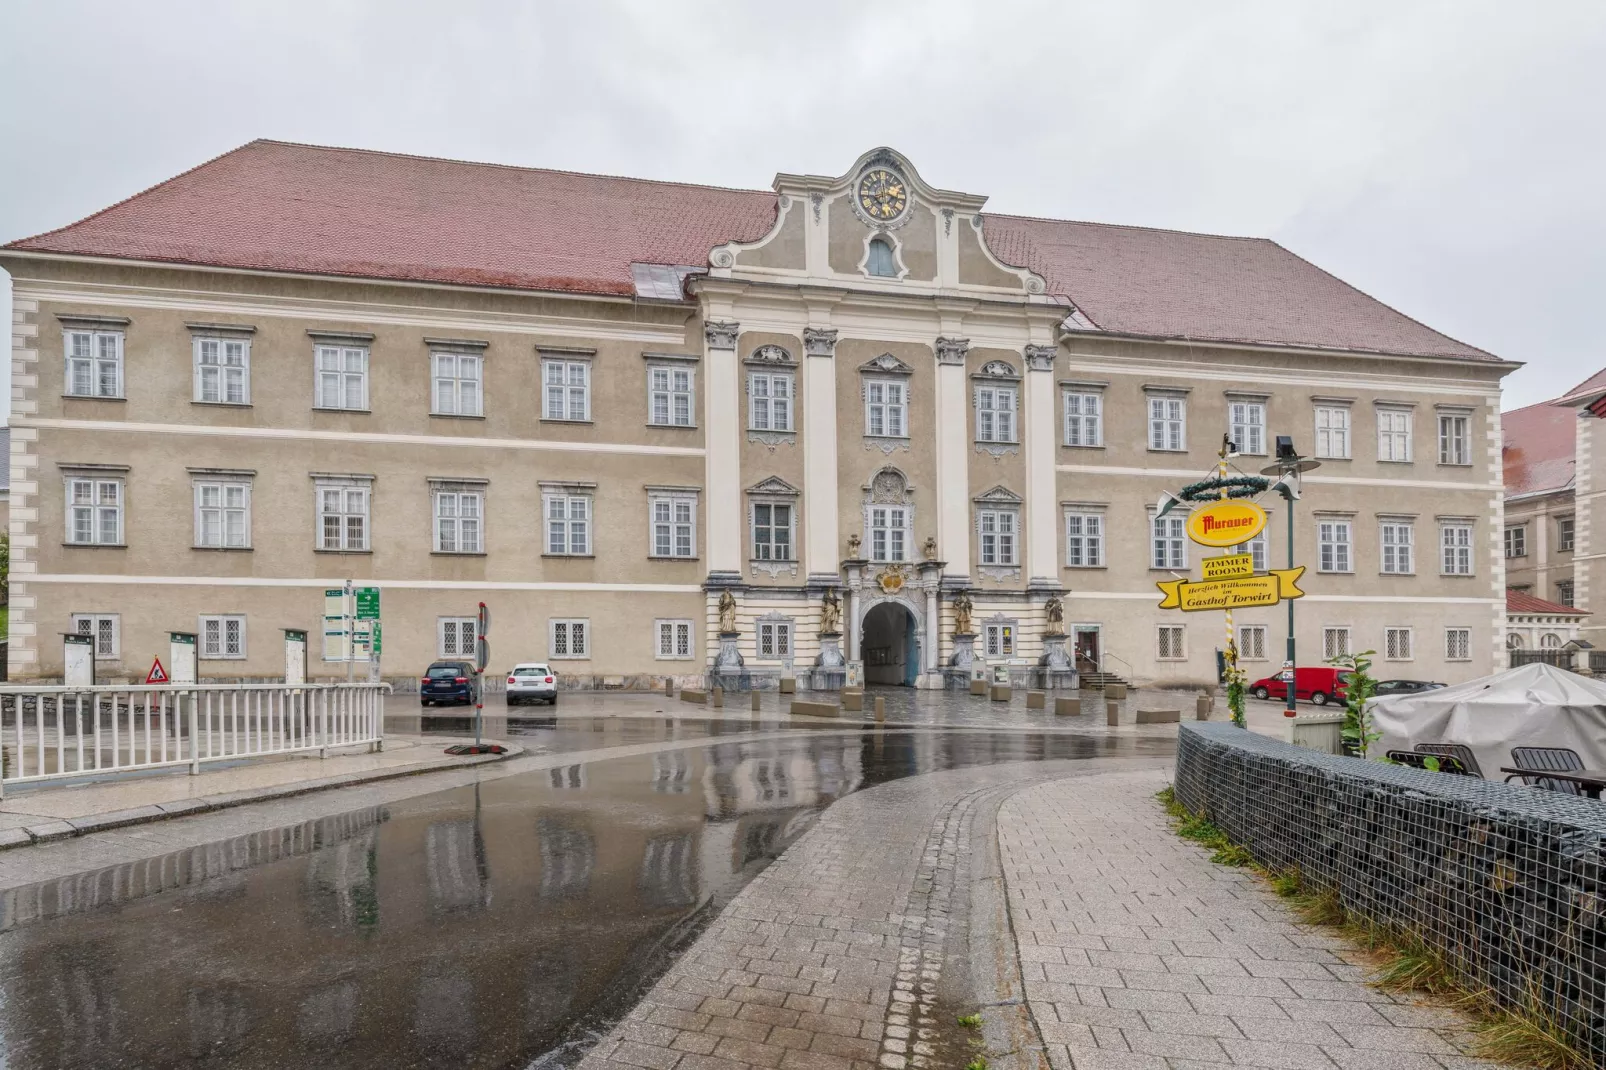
xmin=1249 ymin=666 xmax=1353 ymax=706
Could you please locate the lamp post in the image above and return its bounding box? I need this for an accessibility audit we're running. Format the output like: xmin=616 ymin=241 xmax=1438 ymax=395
xmin=1263 ymin=437 xmax=1320 ymax=718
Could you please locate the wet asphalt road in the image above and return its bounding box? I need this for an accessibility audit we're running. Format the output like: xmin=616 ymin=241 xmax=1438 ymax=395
xmin=0 ymin=719 xmax=1174 ymax=1070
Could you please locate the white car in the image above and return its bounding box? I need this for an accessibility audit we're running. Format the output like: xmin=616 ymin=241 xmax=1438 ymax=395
xmin=506 ymin=663 xmax=558 ymax=706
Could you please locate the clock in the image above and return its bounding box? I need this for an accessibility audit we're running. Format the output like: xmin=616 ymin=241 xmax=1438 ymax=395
xmin=857 ymin=169 xmax=908 ymax=222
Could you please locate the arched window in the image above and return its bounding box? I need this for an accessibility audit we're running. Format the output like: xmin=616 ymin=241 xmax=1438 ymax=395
xmin=1540 ymin=633 xmax=1562 ymax=649
xmin=866 ymin=238 xmax=897 ymax=278
xmin=1506 ymin=633 xmax=1523 ymax=649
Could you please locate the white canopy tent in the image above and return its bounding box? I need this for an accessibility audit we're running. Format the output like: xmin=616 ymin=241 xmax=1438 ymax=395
xmin=1371 ymin=662 xmax=1606 ymax=776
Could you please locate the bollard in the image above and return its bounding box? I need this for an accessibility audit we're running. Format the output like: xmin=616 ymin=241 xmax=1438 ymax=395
xmin=1026 ymin=690 xmax=1046 ymax=710
xmin=1106 ymin=700 xmax=1120 ymax=727
xmin=1055 ymin=696 xmax=1082 ymax=717
xmin=664 ymin=678 xmax=675 ymax=698
xmin=751 ymin=690 xmax=761 ymax=712
xmin=712 ymin=686 xmax=724 ymax=708
xmin=1196 ymin=694 xmax=1212 ymax=721
xmin=874 ymin=696 xmax=886 ymax=722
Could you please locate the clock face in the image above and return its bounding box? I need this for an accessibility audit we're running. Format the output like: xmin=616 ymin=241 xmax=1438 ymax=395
xmin=857 ymin=169 xmax=908 ymax=222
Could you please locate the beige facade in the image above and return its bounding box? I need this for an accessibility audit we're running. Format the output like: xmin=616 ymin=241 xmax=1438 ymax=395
xmin=2 ymin=147 xmax=1516 ymax=686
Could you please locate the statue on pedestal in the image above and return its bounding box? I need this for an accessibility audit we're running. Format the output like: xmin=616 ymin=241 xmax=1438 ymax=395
xmin=820 ymin=588 xmax=842 ymax=636
xmin=923 ymin=535 xmax=938 ymax=561
xmin=952 ymin=590 xmax=974 ymax=636
xmin=846 ymin=532 xmax=861 ymax=559
xmin=1044 ymin=595 xmax=1066 ymax=637
xmin=718 ymin=590 xmax=738 ymax=635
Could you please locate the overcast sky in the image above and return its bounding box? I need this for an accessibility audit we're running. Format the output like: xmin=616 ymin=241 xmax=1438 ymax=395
xmin=3 ymin=0 xmax=1601 ymax=415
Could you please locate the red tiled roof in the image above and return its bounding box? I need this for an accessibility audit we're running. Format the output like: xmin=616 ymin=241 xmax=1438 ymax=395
xmin=1506 ymin=589 xmax=1584 ymax=616
xmin=5 ymin=139 xmax=1497 ymax=360
xmin=1500 ymin=366 xmax=1606 ymax=497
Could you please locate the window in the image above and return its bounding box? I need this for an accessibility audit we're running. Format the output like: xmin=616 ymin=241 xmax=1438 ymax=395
xmin=1228 ymin=400 xmax=1266 ymax=455
xmin=433 ymin=486 xmax=484 ymax=554
xmin=866 ymin=238 xmax=897 ymax=277
xmin=65 ymin=328 xmax=123 ymax=398
xmin=195 ymin=480 xmax=250 ymax=549
xmin=316 ymin=482 xmax=370 ymax=551
xmin=194 ymin=336 xmax=249 ymax=404
xmin=1378 ymin=408 xmax=1412 ymax=462
xmin=1147 ymin=396 xmax=1185 ymax=451
xmin=1157 ymin=625 xmax=1185 ymax=660
xmin=648 ymin=365 xmax=694 ymax=427
xmin=865 ymin=380 xmax=907 ymax=438
xmin=1504 ymin=525 xmax=1527 ymax=559
xmin=1557 ymin=580 xmax=1575 ymax=607
xmin=72 ymin=614 xmax=120 ymax=659
xmin=431 ymin=352 xmax=483 ymax=416
xmin=656 ymin=620 xmax=693 ymax=660
xmin=1441 ymin=522 xmax=1473 ymax=575
xmin=984 ymin=623 xmax=1015 ymax=659
xmin=650 ymin=494 xmax=696 ymax=558
xmin=1385 ymin=627 xmax=1413 ymax=661
xmin=1236 ymin=625 xmax=1266 ymax=661
xmin=1151 ymin=512 xmax=1186 ymax=569
xmin=200 ymin=615 xmax=246 ymax=660
xmin=1322 ymin=627 xmax=1351 ymax=659
xmin=1558 ymin=517 xmax=1575 ymax=552
xmin=543 ymin=359 xmax=590 ymax=421
xmin=1446 ymin=628 xmax=1471 ymax=661
xmin=1507 ymin=631 xmax=1524 ymax=650
xmin=870 ymin=505 xmax=909 ymax=563
xmin=550 ymin=619 xmax=589 ymax=659
xmin=1314 ymin=406 xmax=1351 ymax=459
xmin=978 ymin=509 xmax=1018 ymax=566
xmin=439 ymin=617 xmax=476 ymax=658
xmin=1438 ymin=413 xmax=1471 ymax=465
xmin=1317 ymin=519 xmax=1353 ymax=573
xmin=1064 ymin=391 xmax=1102 ymax=446
xmin=1065 ymin=512 xmax=1104 ymax=568
xmin=752 ymin=502 xmax=794 ymax=561
xmin=545 ymin=494 xmax=591 ymax=556
xmin=758 ymin=620 xmax=792 ymax=659
xmin=975 ymin=385 xmax=1017 ymax=443
xmin=1380 ymin=521 xmax=1414 ymax=574
xmin=1540 ymin=633 xmax=1562 ymax=650
xmin=66 ymin=476 xmax=123 ymax=545
xmin=1236 ymin=531 xmax=1269 ymax=573
xmin=748 ymin=372 xmax=793 ymax=431
xmin=315 ymin=345 xmax=368 ymax=410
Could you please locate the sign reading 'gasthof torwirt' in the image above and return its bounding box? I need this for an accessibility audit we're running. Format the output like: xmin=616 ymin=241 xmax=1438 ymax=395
xmin=1156 ymin=568 xmax=1306 ymax=612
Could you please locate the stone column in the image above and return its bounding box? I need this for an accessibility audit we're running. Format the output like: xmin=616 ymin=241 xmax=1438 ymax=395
xmin=704 ymin=320 xmax=742 ymax=579
xmin=935 ymin=337 xmax=971 ymax=584
xmin=803 ymin=327 xmax=841 ymax=583
xmin=1024 ymin=344 xmax=1059 ymax=584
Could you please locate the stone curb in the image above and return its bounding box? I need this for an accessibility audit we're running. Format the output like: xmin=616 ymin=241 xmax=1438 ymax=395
xmin=0 ymin=743 xmax=524 ymax=851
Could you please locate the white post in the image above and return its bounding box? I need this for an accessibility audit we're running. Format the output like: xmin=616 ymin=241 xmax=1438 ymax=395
xmin=803 ymin=327 xmax=841 ymax=580
xmin=935 ymin=337 xmax=970 ymax=580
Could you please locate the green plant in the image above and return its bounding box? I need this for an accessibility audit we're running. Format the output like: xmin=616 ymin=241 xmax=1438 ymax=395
xmin=1327 ymin=648 xmax=1380 ymax=757
xmin=965 ymin=1058 xmax=989 ymax=1070
xmin=956 ymin=1014 xmax=982 ymax=1030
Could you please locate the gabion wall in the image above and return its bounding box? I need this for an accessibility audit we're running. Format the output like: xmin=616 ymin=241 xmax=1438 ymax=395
xmin=1175 ymin=723 xmax=1606 ymax=1063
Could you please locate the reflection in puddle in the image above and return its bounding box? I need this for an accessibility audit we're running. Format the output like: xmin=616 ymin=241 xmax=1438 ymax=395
xmin=0 ymin=729 xmax=1169 ymax=1069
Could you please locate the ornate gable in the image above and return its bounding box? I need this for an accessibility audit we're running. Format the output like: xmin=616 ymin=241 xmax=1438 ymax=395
xmin=747 ymin=476 xmax=800 ymax=497
xmin=859 ymin=353 xmax=914 ymax=376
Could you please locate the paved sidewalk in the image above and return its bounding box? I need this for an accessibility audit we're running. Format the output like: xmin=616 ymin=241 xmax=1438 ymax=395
xmin=998 ymin=771 xmax=1494 ymax=1070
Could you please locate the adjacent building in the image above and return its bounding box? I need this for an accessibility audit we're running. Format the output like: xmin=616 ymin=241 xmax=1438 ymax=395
xmin=2 ymin=142 xmax=1516 ymax=686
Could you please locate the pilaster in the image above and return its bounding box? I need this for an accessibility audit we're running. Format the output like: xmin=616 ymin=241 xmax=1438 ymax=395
xmin=803 ymin=326 xmax=841 ymax=582
xmin=934 ymin=336 xmax=971 ymax=583
xmin=704 ymin=319 xmax=742 ymax=578
xmin=1023 ymin=344 xmax=1059 ymax=584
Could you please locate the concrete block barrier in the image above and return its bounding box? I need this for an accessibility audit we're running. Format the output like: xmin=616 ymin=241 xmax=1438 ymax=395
xmin=1105 ymin=682 xmax=1128 ymax=700
xmin=789 ymin=699 xmax=839 ymax=718
xmin=1055 ymin=697 xmax=1081 ymax=716
xmin=989 ymin=685 xmax=1011 ymax=702
xmin=1106 ymin=701 xmax=1120 ymax=727
xmin=1135 ymin=708 xmax=1181 ymax=724
xmin=969 ymin=680 xmax=987 ymax=696
xmin=840 ymin=689 xmax=864 ymax=712
xmin=680 ymin=689 xmax=708 ymax=704
xmin=1025 ymin=690 xmax=1046 ymax=709
xmin=778 ymin=678 xmax=796 ymax=694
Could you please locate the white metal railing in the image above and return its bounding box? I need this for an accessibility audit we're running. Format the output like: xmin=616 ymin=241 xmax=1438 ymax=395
xmin=0 ymin=683 xmax=390 ymax=794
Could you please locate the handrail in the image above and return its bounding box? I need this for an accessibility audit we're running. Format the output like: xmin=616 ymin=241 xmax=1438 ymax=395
xmin=0 ymin=682 xmax=391 ymax=695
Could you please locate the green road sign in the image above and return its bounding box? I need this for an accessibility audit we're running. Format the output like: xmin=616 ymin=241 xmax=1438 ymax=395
xmin=356 ymin=587 xmax=381 ymax=620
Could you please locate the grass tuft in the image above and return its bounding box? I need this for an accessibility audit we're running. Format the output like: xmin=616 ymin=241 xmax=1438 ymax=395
xmin=956 ymin=1014 xmax=982 ymax=1030
xmin=965 ymin=1058 xmax=988 ymax=1070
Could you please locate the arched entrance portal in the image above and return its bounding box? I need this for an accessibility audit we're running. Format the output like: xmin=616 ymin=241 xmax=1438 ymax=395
xmin=861 ymin=601 xmax=919 ymax=686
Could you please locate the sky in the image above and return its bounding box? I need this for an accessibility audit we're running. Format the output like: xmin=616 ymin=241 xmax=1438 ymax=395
xmin=2 ymin=0 xmax=1602 ymax=416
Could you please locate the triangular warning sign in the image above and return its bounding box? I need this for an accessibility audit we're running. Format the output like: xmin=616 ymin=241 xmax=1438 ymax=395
xmin=145 ymin=657 xmax=170 ymax=685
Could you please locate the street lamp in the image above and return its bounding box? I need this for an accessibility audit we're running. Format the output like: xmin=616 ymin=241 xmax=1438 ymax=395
xmin=1262 ymin=436 xmax=1320 ymax=718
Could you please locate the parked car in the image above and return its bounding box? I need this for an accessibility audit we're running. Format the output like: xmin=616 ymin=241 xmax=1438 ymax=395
xmin=420 ymin=660 xmax=475 ymax=706
xmin=1248 ymin=666 xmax=1354 ymax=706
xmin=1374 ymin=679 xmax=1446 ymax=697
xmin=506 ymin=663 xmax=558 ymax=706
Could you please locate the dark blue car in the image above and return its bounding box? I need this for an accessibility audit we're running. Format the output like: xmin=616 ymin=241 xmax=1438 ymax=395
xmin=420 ymin=660 xmax=475 ymax=706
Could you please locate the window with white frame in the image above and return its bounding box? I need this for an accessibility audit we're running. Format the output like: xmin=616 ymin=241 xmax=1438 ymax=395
xmin=1377 ymin=407 xmax=1413 ymax=462
xmin=1236 ymin=625 xmax=1266 ymax=661
xmin=757 ymin=619 xmax=792 ymax=659
xmin=975 ymin=385 xmax=1017 ymax=443
xmin=194 ymin=335 xmax=250 ymax=404
xmin=199 ymin=614 xmax=246 ymax=660
xmin=1157 ymin=624 xmax=1185 ymax=660
xmin=1438 ymin=412 xmax=1471 ymax=465
xmin=1064 ymin=511 xmax=1104 ymax=568
xmin=748 ymin=372 xmax=794 ymax=431
xmin=315 ymin=344 xmax=368 ymax=410
xmin=1314 ymin=405 xmax=1351 ymax=459
xmin=752 ymin=501 xmax=794 ymax=561
xmin=544 ymin=492 xmax=592 ymax=556
xmin=648 ymin=364 xmax=695 ymax=427
xmin=1440 ymin=522 xmax=1473 ymax=575
xmin=1385 ymin=627 xmax=1413 ymax=661
xmin=1235 ymin=531 xmax=1269 ymax=572
xmin=431 ymin=351 xmax=483 ymax=416
xmin=72 ymin=614 xmax=120 ymax=659
xmin=655 ymin=619 xmax=693 ymax=659
xmin=1380 ymin=520 xmax=1414 ymax=574
xmin=66 ymin=474 xmax=124 ymax=545
xmin=1504 ymin=525 xmax=1527 ymax=558
xmin=865 ymin=380 xmax=907 ymax=438
xmin=1558 ymin=516 xmax=1575 ymax=551
xmin=439 ymin=617 xmax=477 ymax=658
xmin=1150 ymin=511 xmax=1186 ymax=569
xmin=1445 ymin=627 xmax=1471 ymax=661
xmin=194 ymin=479 xmax=251 ymax=549
xmin=1147 ymin=395 xmax=1185 ymax=451
xmin=315 ymin=480 xmax=370 ymax=551
xmin=543 ymin=358 xmax=591 ymax=421
xmin=1317 ymin=519 xmax=1353 ymax=573
xmin=1064 ymin=391 xmax=1103 ymax=447
xmin=433 ymin=484 xmax=484 ymax=554
xmin=869 ymin=505 xmax=909 ymax=562
xmin=64 ymin=327 xmax=123 ymax=398
xmin=550 ymin=619 xmax=589 ymax=659
xmin=978 ymin=508 xmax=1018 ymax=566
xmin=1322 ymin=627 xmax=1351 ymax=659
xmin=1228 ymin=399 xmax=1266 ymax=455
xmin=650 ymin=492 xmax=696 ymax=558
xmin=984 ymin=622 xmax=1015 ymax=659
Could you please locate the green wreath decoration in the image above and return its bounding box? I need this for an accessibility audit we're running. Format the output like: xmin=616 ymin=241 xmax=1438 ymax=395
xmin=1178 ymin=474 xmax=1270 ymax=502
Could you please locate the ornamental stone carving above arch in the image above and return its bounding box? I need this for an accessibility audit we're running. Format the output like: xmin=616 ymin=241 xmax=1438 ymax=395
xmin=745 ymin=344 xmax=794 ymax=366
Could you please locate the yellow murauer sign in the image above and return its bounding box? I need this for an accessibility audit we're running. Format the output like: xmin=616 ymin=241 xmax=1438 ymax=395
xmin=1186 ymin=500 xmax=1268 ymax=547
xmin=1157 ymin=567 xmax=1306 ymax=612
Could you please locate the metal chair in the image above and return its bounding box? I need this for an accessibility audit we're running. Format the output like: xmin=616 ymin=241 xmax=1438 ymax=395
xmin=1387 ymin=749 xmax=1471 ymax=775
xmin=1504 ymin=746 xmax=1586 ymax=796
xmin=1415 ymin=743 xmax=1484 ymax=778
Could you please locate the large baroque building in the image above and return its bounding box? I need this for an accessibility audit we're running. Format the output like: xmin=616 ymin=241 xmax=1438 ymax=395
xmin=1 ymin=142 xmax=1515 ymax=686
